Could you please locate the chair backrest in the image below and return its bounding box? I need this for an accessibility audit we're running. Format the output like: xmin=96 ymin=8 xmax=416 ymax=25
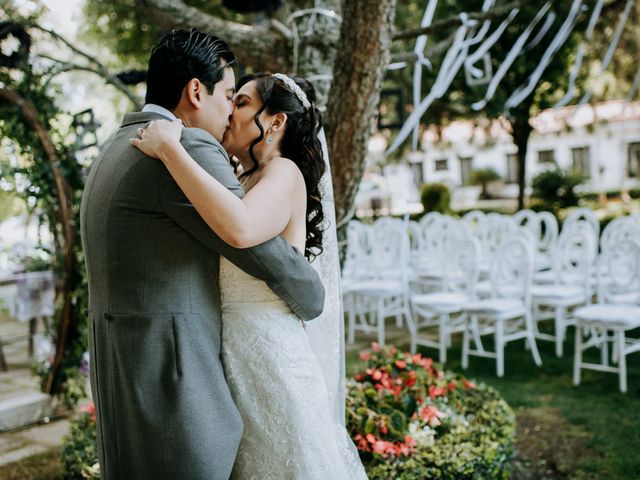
xmin=553 ymin=222 xmax=596 ymax=296
xmin=462 ymin=210 xmax=486 ymax=232
xmin=537 ymin=211 xmax=559 ymax=253
xmin=564 ymin=208 xmax=600 ymax=240
xmin=600 ymin=216 xmax=640 ymax=253
xmin=476 ymin=213 xmax=517 ymax=261
xmin=513 ymin=209 xmax=541 ymax=244
xmin=443 ymin=233 xmax=480 ymax=297
xmin=489 ymin=234 xmax=534 ymax=304
xmin=343 ymin=221 xmax=372 ymax=280
xmin=596 ymin=239 xmax=640 ymax=304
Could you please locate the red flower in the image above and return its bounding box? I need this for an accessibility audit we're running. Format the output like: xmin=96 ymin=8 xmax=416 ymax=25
xmin=80 ymin=403 xmax=96 ymax=422
xmin=359 ymin=351 xmax=371 ymax=361
xmin=447 ymin=381 xmax=456 ymax=391
xmin=463 ymin=379 xmax=477 ymax=389
xmin=429 ymin=385 xmax=446 ymax=400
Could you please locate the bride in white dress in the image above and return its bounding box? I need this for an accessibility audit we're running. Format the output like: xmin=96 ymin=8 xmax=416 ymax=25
xmin=131 ymin=72 xmax=367 ymax=480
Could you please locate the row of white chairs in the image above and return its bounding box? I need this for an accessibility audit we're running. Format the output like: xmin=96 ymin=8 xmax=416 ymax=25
xmin=342 ymin=209 xmax=640 ymax=392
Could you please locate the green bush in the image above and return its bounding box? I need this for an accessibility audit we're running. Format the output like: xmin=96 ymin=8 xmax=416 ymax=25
xmin=62 ymin=405 xmax=100 ymax=479
xmin=469 ymin=168 xmax=501 ymax=199
xmin=347 ymin=344 xmax=515 ymax=479
xmin=531 ymin=169 xmax=584 ymax=213
xmin=420 ymin=183 xmax=451 ymax=214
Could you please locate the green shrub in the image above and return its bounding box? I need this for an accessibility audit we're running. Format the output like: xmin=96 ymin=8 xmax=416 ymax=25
xmin=420 ymin=183 xmax=451 ymax=214
xmin=347 ymin=344 xmax=515 ymax=479
xmin=62 ymin=405 xmax=100 ymax=479
xmin=531 ymin=169 xmax=584 ymax=213
xmin=469 ymin=168 xmax=501 ymax=199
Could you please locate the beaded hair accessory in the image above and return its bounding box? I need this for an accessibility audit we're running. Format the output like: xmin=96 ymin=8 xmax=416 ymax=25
xmin=272 ymin=73 xmax=312 ymax=109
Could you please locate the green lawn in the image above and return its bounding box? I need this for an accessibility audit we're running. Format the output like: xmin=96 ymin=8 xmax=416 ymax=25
xmin=347 ymin=326 xmax=640 ymax=479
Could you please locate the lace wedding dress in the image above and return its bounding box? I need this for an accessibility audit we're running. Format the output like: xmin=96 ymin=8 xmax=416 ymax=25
xmin=219 ymin=257 xmax=368 ymax=480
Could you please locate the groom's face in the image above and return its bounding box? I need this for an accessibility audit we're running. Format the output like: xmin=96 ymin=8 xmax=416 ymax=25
xmin=195 ymin=66 xmax=236 ymax=143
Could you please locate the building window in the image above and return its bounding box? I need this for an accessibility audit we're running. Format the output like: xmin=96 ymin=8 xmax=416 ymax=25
xmin=537 ymin=150 xmax=556 ymax=165
xmin=411 ymin=162 xmax=424 ymax=186
xmin=506 ymin=153 xmax=519 ymax=184
xmin=572 ymin=146 xmax=591 ymax=179
xmin=628 ymin=142 xmax=640 ymax=178
xmin=459 ymin=157 xmax=472 ymax=185
xmin=435 ymin=158 xmax=448 ymax=171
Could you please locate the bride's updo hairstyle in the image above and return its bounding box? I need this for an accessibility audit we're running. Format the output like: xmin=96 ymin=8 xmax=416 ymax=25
xmin=237 ymin=73 xmax=325 ymax=260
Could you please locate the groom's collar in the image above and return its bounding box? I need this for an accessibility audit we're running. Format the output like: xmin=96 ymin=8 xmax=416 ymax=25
xmin=120 ymin=110 xmax=172 ymax=128
xmin=141 ymin=103 xmax=177 ymax=120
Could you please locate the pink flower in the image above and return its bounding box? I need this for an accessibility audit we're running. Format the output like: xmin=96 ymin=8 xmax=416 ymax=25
xmin=395 ymin=359 xmax=407 ymax=369
xmin=419 ymin=405 xmax=445 ymax=427
xmin=463 ymin=380 xmax=477 ymax=389
xmin=372 ymin=342 xmax=382 ymax=352
xmin=80 ymin=403 xmax=96 ymax=422
xmin=359 ymin=351 xmax=371 ymax=361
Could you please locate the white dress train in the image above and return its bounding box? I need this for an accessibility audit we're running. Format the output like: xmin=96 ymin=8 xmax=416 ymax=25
xmin=220 ymin=257 xmax=367 ymax=480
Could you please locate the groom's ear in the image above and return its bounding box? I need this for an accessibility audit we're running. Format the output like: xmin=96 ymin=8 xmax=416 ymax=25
xmin=184 ymin=78 xmax=204 ymax=109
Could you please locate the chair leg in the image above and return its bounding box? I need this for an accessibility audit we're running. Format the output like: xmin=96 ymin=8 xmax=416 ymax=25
xmin=573 ymin=322 xmax=582 ymax=386
xmin=601 ymin=327 xmax=610 ymax=366
xmin=438 ymin=313 xmax=448 ymax=364
xmin=617 ymin=329 xmax=627 ymax=393
xmin=406 ymin=301 xmax=417 ymax=354
xmin=347 ymin=296 xmax=356 ymax=344
xmin=496 ymin=319 xmax=504 ymax=377
xmin=377 ymin=298 xmax=385 ymax=345
xmin=525 ymin=310 xmax=543 ymax=366
xmin=554 ymin=306 xmax=564 ymax=357
xmin=395 ymin=313 xmax=402 ymax=328
xmin=462 ymin=316 xmax=470 ymax=370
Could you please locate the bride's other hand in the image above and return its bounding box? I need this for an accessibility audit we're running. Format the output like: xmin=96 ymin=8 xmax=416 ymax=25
xmin=129 ymin=119 xmax=183 ymax=160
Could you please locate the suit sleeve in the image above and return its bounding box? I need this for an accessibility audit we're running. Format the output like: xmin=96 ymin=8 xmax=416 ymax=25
xmin=159 ymin=128 xmax=325 ymax=320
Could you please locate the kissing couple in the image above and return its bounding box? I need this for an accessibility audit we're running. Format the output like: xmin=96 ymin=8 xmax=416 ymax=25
xmin=80 ymin=29 xmax=367 ymax=480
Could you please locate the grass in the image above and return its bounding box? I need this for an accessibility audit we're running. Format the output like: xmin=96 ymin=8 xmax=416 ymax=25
xmin=0 ymin=449 xmax=63 ymax=480
xmin=346 ymin=325 xmax=640 ymax=479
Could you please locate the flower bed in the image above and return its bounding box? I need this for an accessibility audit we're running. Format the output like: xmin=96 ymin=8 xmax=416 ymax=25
xmin=347 ymin=343 xmax=515 ymax=479
xmin=62 ymin=404 xmax=100 ymax=479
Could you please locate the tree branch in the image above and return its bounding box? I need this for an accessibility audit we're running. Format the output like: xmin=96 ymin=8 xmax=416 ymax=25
xmin=135 ymin=0 xmax=291 ymax=71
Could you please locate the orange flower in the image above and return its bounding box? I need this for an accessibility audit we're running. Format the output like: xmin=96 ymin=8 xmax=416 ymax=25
xmin=463 ymin=379 xmax=477 ymax=389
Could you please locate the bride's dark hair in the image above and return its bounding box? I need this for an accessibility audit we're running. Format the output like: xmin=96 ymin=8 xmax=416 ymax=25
xmin=237 ymin=72 xmax=325 ymax=260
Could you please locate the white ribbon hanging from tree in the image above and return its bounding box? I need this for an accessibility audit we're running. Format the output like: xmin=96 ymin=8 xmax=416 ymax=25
xmin=577 ymin=0 xmax=634 ymax=107
xmin=554 ymin=0 xmax=605 ymax=108
xmin=504 ymin=0 xmax=583 ymax=113
xmin=411 ymin=0 xmax=439 ymax=150
xmin=471 ymin=2 xmax=552 ymax=111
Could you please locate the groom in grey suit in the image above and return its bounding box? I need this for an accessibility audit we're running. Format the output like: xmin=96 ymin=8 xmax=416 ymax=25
xmin=80 ymin=30 xmax=325 ymax=480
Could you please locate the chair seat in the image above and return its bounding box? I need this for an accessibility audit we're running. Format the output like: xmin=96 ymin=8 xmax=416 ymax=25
xmin=348 ymin=279 xmax=404 ymax=297
xmin=531 ymin=284 xmax=587 ymax=306
xmin=533 ymin=270 xmax=556 ymax=285
xmin=411 ymin=292 xmax=468 ymax=313
xmin=464 ymin=298 xmax=525 ymax=316
xmin=574 ymin=303 xmax=640 ymax=328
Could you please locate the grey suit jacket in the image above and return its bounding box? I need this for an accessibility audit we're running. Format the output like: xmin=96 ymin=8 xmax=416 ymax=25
xmin=79 ymin=111 xmax=325 ymax=480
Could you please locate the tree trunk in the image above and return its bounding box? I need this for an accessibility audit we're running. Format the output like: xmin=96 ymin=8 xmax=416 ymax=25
xmin=325 ymin=0 xmax=396 ymax=226
xmin=511 ymin=103 xmax=534 ymax=211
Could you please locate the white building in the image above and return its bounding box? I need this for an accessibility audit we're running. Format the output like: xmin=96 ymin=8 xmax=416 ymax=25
xmin=408 ymin=99 xmax=640 ymax=197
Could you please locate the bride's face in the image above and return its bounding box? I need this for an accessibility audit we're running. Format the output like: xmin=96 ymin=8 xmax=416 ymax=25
xmin=222 ymin=81 xmax=269 ymax=158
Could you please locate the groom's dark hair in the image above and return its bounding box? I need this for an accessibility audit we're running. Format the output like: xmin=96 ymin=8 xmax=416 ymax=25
xmin=145 ymin=29 xmax=237 ymax=110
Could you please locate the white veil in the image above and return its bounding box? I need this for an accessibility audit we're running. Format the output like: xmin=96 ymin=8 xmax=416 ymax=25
xmin=306 ymin=127 xmax=347 ymax=426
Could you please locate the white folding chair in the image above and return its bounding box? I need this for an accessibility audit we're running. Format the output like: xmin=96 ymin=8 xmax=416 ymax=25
xmin=462 ymin=234 xmax=542 ymax=377
xmin=573 ymin=239 xmax=640 ymax=393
